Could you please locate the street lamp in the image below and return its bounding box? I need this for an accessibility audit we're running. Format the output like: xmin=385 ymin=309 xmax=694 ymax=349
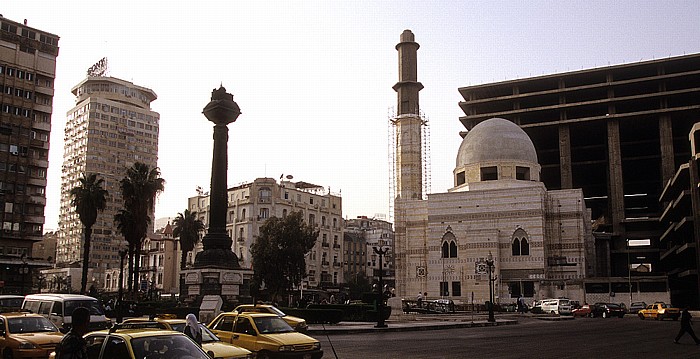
xmin=486 ymin=251 xmax=496 ymax=323
xmin=373 ymin=245 xmax=389 ymax=328
xmin=19 ymin=254 xmax=29 ymax=295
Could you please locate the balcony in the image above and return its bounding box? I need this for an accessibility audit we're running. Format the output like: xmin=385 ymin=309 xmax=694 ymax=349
xmin=321 ymin=261 xmax=329 ymax=266
xmin=333 ymin=262 xmax=341 ymax=268
xmin=333 ymin=244 xmax=340 ymax=249
xmin=258 ymin=197 xmax=271 ymax=203
xmin=322 ymin=242 xmax=329 ymax=248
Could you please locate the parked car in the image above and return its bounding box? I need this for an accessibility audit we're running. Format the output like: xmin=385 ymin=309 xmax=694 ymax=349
xmin=52 ymin=325 xmax=220 ymax=359
xmin=122 ymin=317 xmax=253 ymax=359
xmin=0 ymin=295 xmax=24 ymax=311
xmin=590 ymin=303 xmax=625 ymax=318
xmin=0 ymin=311 xmax=64 ymax=359
xmin=232 ymin=304 xmax=308 ymax=333
xmin=22 ymin=293 xmax=111 ymax=332
xmin=572 ymin=304 xmax=592 ymax=318
xmin=540 ymin=298 xmax=572 ymax=315
xmin=638 ymin=302 xmax=680 ymax=321
xmin=629 ymin=301 xmax=647 ymax=314
xmin=209 ymin=312 xmax=323 ymax=359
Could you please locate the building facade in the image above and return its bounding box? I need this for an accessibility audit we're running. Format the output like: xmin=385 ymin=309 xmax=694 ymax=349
xmin=57 ymin=75 xmax=159 ymax=280
xmin=0 ymin=16 xmax=59 ymax=293
xmin=188 ymin=177 xmax=344 ymax=290
xmin=344 ymin=216 xmax=395 ymax=289
xmin=392 ymin=31 xmax=594 ymax=305
xmin=457 ymin=53 xmax=700 ymax=283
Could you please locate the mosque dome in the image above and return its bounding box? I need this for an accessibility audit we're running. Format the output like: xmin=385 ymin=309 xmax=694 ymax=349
xmin=456 ymin=118 xmax=538 ymax=167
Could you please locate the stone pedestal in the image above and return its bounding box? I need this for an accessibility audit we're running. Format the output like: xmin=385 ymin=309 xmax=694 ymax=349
xmin=180 ymin=267 xmax=253 ymax=309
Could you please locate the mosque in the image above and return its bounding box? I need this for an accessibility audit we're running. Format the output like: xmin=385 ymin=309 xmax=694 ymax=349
xmin=391 ymin=30 xmax=595 ymax=305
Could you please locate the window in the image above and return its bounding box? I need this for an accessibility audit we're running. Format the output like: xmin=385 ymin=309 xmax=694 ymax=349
xmin=516 ymin=166 xmax=530 ymax=180
xmin=452 ymin=281 xmax=461 ymax=297
xmin=441 ymin=232 xmax=457 ymax=258
xmin=481 ymin=166 xmax=498 ymax=181
xmin=456 ymin=171 xmax=466 ymax=186
xmin=259 ymin=208 xmax=269 ymax=219
xmin=512 ymin=229 xmax=530 ymax=256
xmin=310 ymin=197 xmax=314 ymax=205
xmin=333 ymin=218 xmax=337 ymax=228
xmin=440 ymin=282 xmax=449 ymax=296
xmin=282 ymin=209 xmax=287 ymax=217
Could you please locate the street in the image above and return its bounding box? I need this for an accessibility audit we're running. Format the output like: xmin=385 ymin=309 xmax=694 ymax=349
xmin=313 ymin=315 xmax=700 ymax=359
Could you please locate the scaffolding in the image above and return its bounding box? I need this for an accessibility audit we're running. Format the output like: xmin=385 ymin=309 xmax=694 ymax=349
xmin=387 ymin=108 xmax=431 ymax=223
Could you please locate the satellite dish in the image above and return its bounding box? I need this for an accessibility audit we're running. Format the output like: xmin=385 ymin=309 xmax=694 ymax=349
xmin=286 ymin=175 xmax=293 ymax=179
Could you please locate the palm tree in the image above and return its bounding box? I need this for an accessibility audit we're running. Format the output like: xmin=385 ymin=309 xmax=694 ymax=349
xmin=70 ymin=173 xmax=108 ymax=295
xmin=114 ymin=209 xmax=140 ymax=294
xmin=172 ymin=209 xmax=205 ymax=270
xmin=118 ymin=162 xmax=165 ymax=294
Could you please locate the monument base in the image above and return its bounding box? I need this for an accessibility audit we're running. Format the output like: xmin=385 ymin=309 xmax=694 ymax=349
xmin=180 ymin=267 xmax=254 ymax=310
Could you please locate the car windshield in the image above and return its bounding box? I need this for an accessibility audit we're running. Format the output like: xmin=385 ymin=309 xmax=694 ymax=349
xmin=131 ymin=334 xmax=210 ymax=359
xmin=661 ymin=303 xmax=671 ymax=308
xmin=65 ymin=300 xmax=105 ymax=316
xmin=632 ymin=302 xmax=645 ymax=306
xmin=253 ymin=316 xmax=294 ymax=334
xmin=0 ymin=297 xmax=23 ymax=308
xmin=7 ymin=316 xmax=59 ymax=333
xmin=607 ymin=304 xmax=621 ymax=309
xmin=559 ymin=300 xmax=570 ymax=305
xmin=172 ymin=322 xmax=221 ymax=343
xmin=267 ymin=306 xmax=286 ymax=316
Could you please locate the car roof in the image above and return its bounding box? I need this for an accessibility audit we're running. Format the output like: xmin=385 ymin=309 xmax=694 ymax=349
xmin=225 ymin=312 xmax=278 ymax=318
xmin=24 ymin=294 xmax=98 ymax=300
xmin=90 ymin=328 xmax=182 ymax=338
xmin=0 ymin=311 xmax=44 ymax=318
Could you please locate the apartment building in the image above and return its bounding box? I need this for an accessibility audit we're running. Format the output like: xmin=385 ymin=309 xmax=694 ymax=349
xmin=57 ymin=75 xmax=159 ymax=281
xmin=188 ymin=177 xmax=344 ymax=290
xmin=344 ymin=216 xmax=394 ymax=289
xmin=0 ymin=16 xmax=59 ymax=293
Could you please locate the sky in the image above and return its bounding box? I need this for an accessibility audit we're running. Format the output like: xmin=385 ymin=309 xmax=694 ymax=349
xmin=5 ymin=1 xmax=700 ymax=232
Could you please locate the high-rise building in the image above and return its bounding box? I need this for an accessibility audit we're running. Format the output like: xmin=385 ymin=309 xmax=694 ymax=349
xmin=187 ymin=177 xmax=344 ymax=290
xmin=57 ymin=75 xmax=159 ymax=284
xmin=457 ymin=54 xmax=700 ymax=282
xmin=0 ymin=16 xmax=59 ymax=293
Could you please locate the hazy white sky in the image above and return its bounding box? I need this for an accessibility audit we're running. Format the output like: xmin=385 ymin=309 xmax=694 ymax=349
xmin=5 ymin=1 xmax=700 ymax=231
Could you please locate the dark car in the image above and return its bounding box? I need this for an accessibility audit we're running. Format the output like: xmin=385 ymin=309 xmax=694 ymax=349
xmin=629 ymin=301 xmax=647 ymax=314
xmin=591 ymin=303 xmax=625 ymax=318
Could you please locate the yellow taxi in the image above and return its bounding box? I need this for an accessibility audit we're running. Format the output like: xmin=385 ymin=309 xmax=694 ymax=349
xmin=232 ymin=305 xmax=308 ymax=333
xmin=638 ymin=302 xmax=681 ymax=321
xmin=121 ymin=318 xmax=253 ymax=359
xmin=49 ymin=324 xmax=234 ymax=359
xmin=208 ymin=312 xmax=322 ymax=359
xmin=0 ymin=311 xmax=63 ymax=359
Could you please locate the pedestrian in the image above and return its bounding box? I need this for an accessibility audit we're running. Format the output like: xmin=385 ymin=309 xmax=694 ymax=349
xmin=184 ymin=313 xmax=202 ymax=346
xmin=416 ymin=291 xmax=423 ymax=308
xmin=54 ymin=307 xmax=90 ymax=359
xmin=675 ymin=308 xmax=700 ymax=344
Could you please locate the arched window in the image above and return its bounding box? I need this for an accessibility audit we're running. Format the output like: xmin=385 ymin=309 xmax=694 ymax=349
xmin=512 ymin=229 xmax=530 ymax=256
xmin=441 ymin=231 xmax=457 ymax=258
xmin=258 ymin=187 xmax=271 ymax=201
xmin=282 ymin=209 xmax=287 ymax=217
xmin=442 ymin=242 xmax=449 ymax=258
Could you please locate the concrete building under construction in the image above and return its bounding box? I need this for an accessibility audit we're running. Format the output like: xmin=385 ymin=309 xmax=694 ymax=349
xmin=457 ymin=54 xmax=700 ymax=289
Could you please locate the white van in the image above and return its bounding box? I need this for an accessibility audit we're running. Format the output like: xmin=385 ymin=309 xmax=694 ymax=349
xmin=22 ymin=294 xmax=111 ymax=332
xmin=540 ymin=298 xmax=572 ymax=315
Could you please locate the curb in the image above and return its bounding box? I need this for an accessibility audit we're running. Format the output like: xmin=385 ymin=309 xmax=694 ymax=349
xmin=308 ymin=319 xmax=517 ymax=335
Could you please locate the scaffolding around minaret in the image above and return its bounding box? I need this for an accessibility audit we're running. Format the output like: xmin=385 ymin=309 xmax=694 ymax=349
xmin=387 ymin=108 xmax=431 ymax=222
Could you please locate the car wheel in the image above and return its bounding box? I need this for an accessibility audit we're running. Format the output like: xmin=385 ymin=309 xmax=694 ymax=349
xmin=619 ymin=314 xmax=625 ymax=318
xmin=674 ymin=316 xmax=679 ymax=321
xmin=3 ymin=349 xmax=13 ymax=359
xmin=602 ymin=311 xmax=608 ymax=319
xmin=257 ymin=351 xmax=271 ymax=359
xmin=638 ymin=313 xmax=644 ymax=320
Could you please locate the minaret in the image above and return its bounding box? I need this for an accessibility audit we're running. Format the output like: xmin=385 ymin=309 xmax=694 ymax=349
xmin=393 ymin=29 xmax=424 ymax=200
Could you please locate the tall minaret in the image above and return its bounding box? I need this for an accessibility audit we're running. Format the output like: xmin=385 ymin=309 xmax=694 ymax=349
xmin=393 ymin=29 xmax=424 ymax=200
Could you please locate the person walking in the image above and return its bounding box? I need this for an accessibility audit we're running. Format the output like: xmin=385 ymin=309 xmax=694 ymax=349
xmin=54 ymin=307 xmax=90 ymax=359
xmin=416 ymin=291 xmax=423 ymax=308
xmin=184 ymin=313 xmax=202 ymax=346
xmin=675 ymin=308 xmax=700 ymax=344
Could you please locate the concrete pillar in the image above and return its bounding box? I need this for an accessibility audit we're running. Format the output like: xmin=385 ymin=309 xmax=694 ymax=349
xmin=559 ymin=124 xmax=573 ymax=189
xmin=659 ymin=116 xmax=675 ymax=186
xmin=607 ymin=119 xmax=625 ymax=237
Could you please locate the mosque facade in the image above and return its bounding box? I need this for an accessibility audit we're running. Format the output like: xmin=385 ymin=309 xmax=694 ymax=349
xmin=392 ymin=31 xmax=595 ymax=305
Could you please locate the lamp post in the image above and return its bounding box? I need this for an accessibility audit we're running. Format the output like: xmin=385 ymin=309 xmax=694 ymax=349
xmin=19 ymin=254 xmax=29 ymax=295
xmin=486 ymin=251 xmax=496 ymax=323
xmin=373 ymin=245 xmax=389 ymax=328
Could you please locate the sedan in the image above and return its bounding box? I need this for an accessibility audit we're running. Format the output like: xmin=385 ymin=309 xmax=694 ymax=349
xmin=591 ymin=303 xmax=625 ymax=318
xmin=629 ymin=301 xmax=647 ymax=314
xmin=572 ymin=304 xmax=592 ymax=318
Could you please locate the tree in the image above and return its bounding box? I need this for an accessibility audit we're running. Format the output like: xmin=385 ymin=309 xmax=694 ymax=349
xmin=251 ymin=211 xmax=318 ymax=302
xmin=118 ymin=162 xmax=165 ymax=294
xmin=70 ymin=173 xmax=108 ymax=295
xmin=172 ymin=209 xmax=205 ymax=270
xmin=114 ymin=208 xmax=140 ymax=293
